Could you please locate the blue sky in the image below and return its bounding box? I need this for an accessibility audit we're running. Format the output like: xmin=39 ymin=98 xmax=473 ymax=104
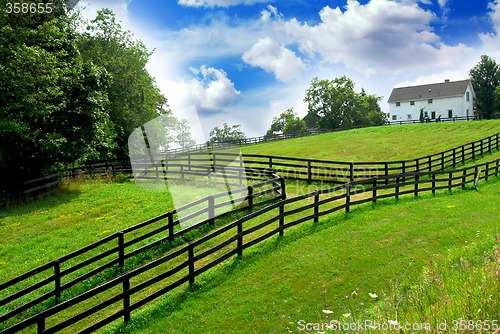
xmin=76 ymin=0 xmax=500 ymax=140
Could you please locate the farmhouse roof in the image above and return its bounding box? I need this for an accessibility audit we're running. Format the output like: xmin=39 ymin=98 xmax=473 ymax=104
xmin=387 ymin=79 xmax=472 ymax=103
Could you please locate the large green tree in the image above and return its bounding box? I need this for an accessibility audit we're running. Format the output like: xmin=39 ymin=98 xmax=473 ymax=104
xmin=303 ymin=76 xmax=386 ymax=129
xmin=0 ymin=0 xmax=111 ymax=190
xmin=469 ymin=55 xmax=500 ymax=119
xmin=209 ymin=123 xmax=246 ymax=143
xmin=266 ymin=108 xmax=307 ymax=136
xmin=78 ymin=9 xmax=169 ymax=158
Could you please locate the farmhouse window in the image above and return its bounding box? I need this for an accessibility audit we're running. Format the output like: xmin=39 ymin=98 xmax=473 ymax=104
xmin=407 ymin=114 xmax=412 ymax=119
xmin=466 ymin=92 xmax=470 ymax=102
xmin=410 ymin=101 xmax=415 ymax=105
xmin=392 ymin=115 xmax=397 ymax=120
xmin=396 ymin=102 xmax=401 ymax=107
xmin=428 ymin=99 xmax=433 ymax=104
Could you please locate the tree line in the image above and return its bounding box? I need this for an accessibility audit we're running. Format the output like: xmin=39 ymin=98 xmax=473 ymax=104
xmin=0 ymin=1 xmax=194 ymax=192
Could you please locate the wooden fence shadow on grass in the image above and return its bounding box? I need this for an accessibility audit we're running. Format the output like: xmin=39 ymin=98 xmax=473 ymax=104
xmin=2 ymin=158 xmax=498 ymax=333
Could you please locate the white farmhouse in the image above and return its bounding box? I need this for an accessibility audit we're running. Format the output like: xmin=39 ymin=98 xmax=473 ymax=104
xmin=387 ymin=79 xmax=475 ymax=122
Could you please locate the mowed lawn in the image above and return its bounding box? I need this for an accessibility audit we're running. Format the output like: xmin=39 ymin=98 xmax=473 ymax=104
xmin=107 ymin=178 xmax=500 ymax=334
xmin=242 ymin=120 xmax=500 ymax=161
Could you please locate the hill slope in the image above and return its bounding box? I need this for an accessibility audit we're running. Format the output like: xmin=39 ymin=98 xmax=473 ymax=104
xmin=242 ymin=120 xmax=500 ymax=161
xmin=109 ymin=179 xmax=500 ymax=334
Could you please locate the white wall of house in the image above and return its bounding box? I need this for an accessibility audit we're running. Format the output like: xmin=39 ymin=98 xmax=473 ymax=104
xmin=389 ymin=84 xmax=474 ymax=122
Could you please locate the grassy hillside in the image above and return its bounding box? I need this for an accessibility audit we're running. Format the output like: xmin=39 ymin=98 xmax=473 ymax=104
xmin=108 ymin=179 xmax=500 ymax=334
xmin=1 ymin=121 xmax=499 ymax=332
xmin=242 ymin=120 xmax=500 ymax=161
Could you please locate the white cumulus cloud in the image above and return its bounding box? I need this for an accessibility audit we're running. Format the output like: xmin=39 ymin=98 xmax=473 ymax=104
xmin=242 ymin=37 xmax=306 ymax=82
xmin=161 ymin=66 xmax=241 ymax=113
xmin=284 ymin=0 xmax=473 ymax=75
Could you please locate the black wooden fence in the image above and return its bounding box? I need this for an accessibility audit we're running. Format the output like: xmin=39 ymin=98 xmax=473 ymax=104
xmin=168 ymin=132 xmax=500 ymax=184
xmin=0 ymin=170 xmax=285 ymax=330
xmin=2 ymin=157 xmax=498 ymax=333
xmin=162 ymin=116 xmax=484 ymax=155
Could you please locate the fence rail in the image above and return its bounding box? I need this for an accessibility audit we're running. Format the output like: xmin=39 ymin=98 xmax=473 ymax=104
xmin=2 ymin=157 xmax=498 ymax=333
xmin=168 ymin=132 xmax=500 ymax=184
xmin=162 ymin=116 xmax=484 ymax=155
xmin=0 ymin=169 xmax=284 ymax=328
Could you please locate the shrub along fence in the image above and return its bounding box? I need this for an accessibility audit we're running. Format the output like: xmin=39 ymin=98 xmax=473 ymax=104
xmin=2 ymin=157 xmax=498 ymax=333
xmin=0 ymin=169 xmax=285 ymax=330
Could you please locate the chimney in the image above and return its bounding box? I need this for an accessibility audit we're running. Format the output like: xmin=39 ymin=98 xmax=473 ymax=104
xmin=445 ymin=79 xmax=450 ymax=83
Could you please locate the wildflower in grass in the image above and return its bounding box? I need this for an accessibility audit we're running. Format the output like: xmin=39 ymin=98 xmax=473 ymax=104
xmin=98 ymin=230 xmax=111 ymax=236
xmin=368 ymin=292 xmax=378 ymax=300
xmin=446 ymin=205 xmax=455 ymax=208
xmin=322 ymin=309 xmax=334 ymax=314
xmin=342 ymin=313 xmax=351 ymax=318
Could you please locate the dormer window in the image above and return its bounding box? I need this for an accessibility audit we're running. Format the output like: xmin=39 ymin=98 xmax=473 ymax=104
xmin=428 ymin=99 xmax=433 ymax=104
xmin=410 ymin=101 xmax=415 ymax=105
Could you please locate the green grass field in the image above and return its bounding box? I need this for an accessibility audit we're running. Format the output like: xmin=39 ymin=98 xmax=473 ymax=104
xmin=242 ymin=120 xmax=500 ymax=161
xmin=0 ymin=121 xmax=499 ymax=333
xmin=107 ymin=180 xmax=500 ymax=334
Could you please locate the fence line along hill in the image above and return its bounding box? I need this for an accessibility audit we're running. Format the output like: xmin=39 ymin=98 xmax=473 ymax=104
xmin=1 ymin=128 xmax=500 ymax=333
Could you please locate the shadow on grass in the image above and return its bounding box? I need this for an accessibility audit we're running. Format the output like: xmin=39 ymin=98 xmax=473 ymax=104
xmin=0 ymin=185 xmax=83 ymax=219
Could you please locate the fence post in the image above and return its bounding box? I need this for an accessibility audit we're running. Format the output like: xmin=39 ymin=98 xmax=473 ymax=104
xmin=448 ymin=172 xmax=452 ymax=192
xmin=472 ymin=142 xmax=476 ymax=160
xmin=414 ymin=174 xmax=419 ymax=197
xmin=462 ymin=145 xmax=465 ymax=164
xmin=54 ymin=260 xmax=61 ymax=303
xmin=345 ymin=184 xmax=351 ymax=213
xmin=431 ymin=173 xmax=436 ymax=195
xmin=349 ymin=163 xmax=354 ymax=182
xmin=384 ymin=162 xmax=389 ymax=185
xmin=485 ymin=163 xmax=489 ymax=182
xmin=462 ymin=169 xmax=467 ymax=189
xmin=237 ymin=221 xmax=243 ymax=257
xmin=280 ymin=177 xmax=286 ymax=200
xmin=496 ymin=134 xmax=499 ymax=151
xmin=488 ymin=136 xmax=492 ymax=153
xmin=168 ymin=212 xmax=174 ymax=242
xmin=496 ymin=159 xmax=499 ymax=177
xmin=314 ymin=191 xmax=320 ymax=223
xmin=428 ymin=156 xmax=432 ymax=172
xmin=123 ymin=274 xmax=131 ymax=322
xmin=372 ymin=178 xmax=377 ymax=203
xmin=441 ymin=152 xmax=445 ymax=170
xmin=395 ymin=177 xmax=400 ymax=200
xmin=212 ymin=153 xmax=216 ymax=172
xmin=37 ymin=318 xmax=46 ymax=333
xmin=208 ymin=196 xmax=215 ymax=225
xmin=480 ymin=139 xmax=484 ymax=156
xmin=269 ymin=157 xmax=273 ymax=169
xmin=401 ymin=161 xmax=406 ymax=182
xmin=188 ymin=243 xmax=194 ymax=286
xmin=452 ymin=148 xmax=456 ymax=168
xmin=307 ymin=161 xmax=312 ymax=184
xmin=247 ymin=186 xmax=254 ymax=209
xmin=118 ymin=232 xmax=125 ymax=269
xmin=415 ymin=159 xmax=420 ymax=173
xmin=279 ymin=202 xmax=284 ymax=237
